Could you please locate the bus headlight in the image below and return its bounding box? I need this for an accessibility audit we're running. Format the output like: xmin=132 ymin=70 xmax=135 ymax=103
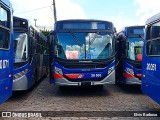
xmin=126 ymin=67 xmax=134 ymax=75
xmin=55 ymin=67 xmax=63 ymax=75
xmin=108 ymin=66 xmax=114 ymax=75
xmin=13 ymin=69 xmax=28 ymax=80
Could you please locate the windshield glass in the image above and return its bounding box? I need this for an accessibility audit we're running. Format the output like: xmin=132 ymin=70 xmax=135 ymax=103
xmin=127 ymin=37 xmax=143 ymax=61
xmin=14 ymin=32 xmax=28 ymax=63
xmin=55 ymin=32 xmax=115 ymax=60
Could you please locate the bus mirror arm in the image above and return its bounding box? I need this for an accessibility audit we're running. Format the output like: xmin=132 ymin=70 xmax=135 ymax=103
xmin=117 ymin=34 xmax=126 ymax=41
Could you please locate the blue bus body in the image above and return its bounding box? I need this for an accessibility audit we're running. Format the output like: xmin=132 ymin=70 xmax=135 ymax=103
xmin=116 ymin=26 xmax=144 ymax=84
xmin=49 ymin=20 xmax=116 ymax=86
xmin=0 ymin=0 xmax=13 ymax=104
xmin=13 ymin=16 xmax=48 ymax=91
xmin=142 ymin=13 xmax=160 ymax=104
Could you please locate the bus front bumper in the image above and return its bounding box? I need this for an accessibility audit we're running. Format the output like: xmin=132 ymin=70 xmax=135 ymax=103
xmin=54 ymin=70 xmax=115 ymax=86
xmin=122 ymin=77 xmax=142 ymax=85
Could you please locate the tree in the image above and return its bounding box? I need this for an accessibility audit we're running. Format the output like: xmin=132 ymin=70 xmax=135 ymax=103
xmin=41 ymin=30 xmax=50 ymax=36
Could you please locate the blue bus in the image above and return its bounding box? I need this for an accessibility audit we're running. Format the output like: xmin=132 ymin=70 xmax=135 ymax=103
xmin=116 ymin=26 xmax=144 ymax=84
xmin=13 ymin=16 xmax=49 ymax=91
xmin=142 ymin=13 xmax=160 ymax=104
xmin=49 ymin=20 xmax=116 ymax=86
xmin=0 ymin=0 xmax=13 ymax=104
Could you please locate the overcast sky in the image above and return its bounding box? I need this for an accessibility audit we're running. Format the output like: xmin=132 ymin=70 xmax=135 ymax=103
xmin=10 ymin=0 xmax=160 ymax=30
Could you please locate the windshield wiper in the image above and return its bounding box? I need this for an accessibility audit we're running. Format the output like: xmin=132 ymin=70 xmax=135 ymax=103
xmin=89 ymin=30 xmax=100 ymax=45
xmin=138 ymin=35 xmax=144 ymax=41
xmin=69 ymin=30 xmax=81 ymax=46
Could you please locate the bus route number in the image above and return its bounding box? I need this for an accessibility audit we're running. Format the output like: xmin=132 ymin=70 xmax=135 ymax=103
xmin=91 ymin=74 xmax=102 ymax=78
xmin=146 ymin=63 xmax=156 ymax=71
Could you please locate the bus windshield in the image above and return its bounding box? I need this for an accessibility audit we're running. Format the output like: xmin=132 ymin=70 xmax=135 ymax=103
xmin=14 ymin=32 xmax=28 ymax=63
xmin=55 ymin=32 xmax=114 ymax=60
xmin=127 ymin=37 xmax=143 ymax=61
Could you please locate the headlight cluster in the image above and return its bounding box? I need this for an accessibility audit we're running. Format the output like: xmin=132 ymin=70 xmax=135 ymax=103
xmin=108 ymin=66 xmax=114 ymax=75
xmin=13 ymin=69 xmax=28 ymax=80
xmin=55 ymin=66 xmax=63 ymax=75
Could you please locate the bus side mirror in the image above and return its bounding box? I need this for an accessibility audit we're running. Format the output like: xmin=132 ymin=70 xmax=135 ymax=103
xmin=126 ymin=42 xmax=129 ymax=50
xmin=117 ymin=34 xmax=124 ymax=41
xmin=55 ymin=45 xmax=62 ymax=56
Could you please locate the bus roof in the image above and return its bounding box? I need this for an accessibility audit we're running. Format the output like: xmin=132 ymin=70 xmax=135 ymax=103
xmin=146 ymin=13 xmax=160 ymax=25
xmin=56 ymin=19 xmax=113 ymax=24
xmin=54 ymin=19 xmax=114 ymax=31
xmin=14 ymin=16 xmax=40 ymax=33
xmin=13 ymin=16 xmax=47 ymax=41
xmin=117 ymin=25 xmax=144 ymax=34
xmin=124 ymin=25 xmax=144 ymax=28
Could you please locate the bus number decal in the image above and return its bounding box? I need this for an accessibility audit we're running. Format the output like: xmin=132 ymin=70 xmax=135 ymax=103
xmin=0 ymin=60 xmax=9 ymax=69
xmin=91 ymin=74 xmax=101 ymax=78
xmin=146 ymin=63 xmax=156 ymax=71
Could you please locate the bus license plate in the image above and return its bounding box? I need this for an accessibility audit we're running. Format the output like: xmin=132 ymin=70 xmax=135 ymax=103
xmin=81 ymin=82 xmax=91 ymax=86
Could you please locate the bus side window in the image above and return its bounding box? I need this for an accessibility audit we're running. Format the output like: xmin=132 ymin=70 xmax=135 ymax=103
xmin=29 ymin=37 xmax=36 ymax=55
xmin=125 ymin=42 xmax=129 ymax=58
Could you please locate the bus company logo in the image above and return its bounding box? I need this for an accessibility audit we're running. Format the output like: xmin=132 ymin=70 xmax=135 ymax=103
xmin=55 ymin=66 xmax=63 ymax=75
xmin=125 ymin=67 xmax=134 ymax=75
xmin=0 ymin=60 xmax=9 ymax=69
xmin=2 ymin=112 xmax=11 ymax=117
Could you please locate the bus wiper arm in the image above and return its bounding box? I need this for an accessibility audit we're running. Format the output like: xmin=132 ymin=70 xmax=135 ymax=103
xmin=89 ymin=30 xmax=100 ymax=45
xmin=139 ymin=35 xmax=144 ymax=41
xmin=69 ymin=30 xmax=81 ymax=46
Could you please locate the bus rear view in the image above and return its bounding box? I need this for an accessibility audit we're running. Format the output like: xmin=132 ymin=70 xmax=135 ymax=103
xmin=49 ymin=20 xmax=116 ymax=86
xmin=142 ymin=13 xmax=160 ymax=104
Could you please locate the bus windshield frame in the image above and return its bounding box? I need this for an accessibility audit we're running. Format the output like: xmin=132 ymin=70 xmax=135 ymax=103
xmin=125 ymin=27 xmax=144 ymax=62
xmin=54 ymin=30 xmax=115 ymax=60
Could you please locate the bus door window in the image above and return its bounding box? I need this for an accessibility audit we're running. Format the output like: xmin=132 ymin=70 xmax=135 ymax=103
xmin=147 ymin=22 xmax=160 ymax=56
xmin=0 ymin=7 xmax=8 ymax=27
xmin=0 ymin=6 xmax=10 ymax=49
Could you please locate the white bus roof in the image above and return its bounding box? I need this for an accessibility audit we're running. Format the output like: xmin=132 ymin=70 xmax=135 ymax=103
xmin=146 ymin=13 xmax=160 ymax=25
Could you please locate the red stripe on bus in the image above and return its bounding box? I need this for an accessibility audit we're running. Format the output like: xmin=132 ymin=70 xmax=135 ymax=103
xmin=136 ymin=74 xmax=142 ymax=79
xmin=65 ymin=74 xmax=81 ymax=79
xmin=123 ymin=73 xmax=135 ymax=78
xmin=54 ymin=73 xmax=64 ymax=79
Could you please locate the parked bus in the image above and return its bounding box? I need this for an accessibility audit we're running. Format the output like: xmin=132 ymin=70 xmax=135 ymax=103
xmin=0 ymin=0 xmax=13 ymax=104
xmin=49 ymin=20 xmax=116 ymax=86
xmin=13 ymin=16 xmax=49 ymax=91
xmin=142 ymin=13 xmax=160 ymax=104
xmin=116 ymin=26 xmax=144 ymax=84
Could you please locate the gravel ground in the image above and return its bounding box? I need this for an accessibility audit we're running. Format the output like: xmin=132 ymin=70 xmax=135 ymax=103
xmin=0 ymin=77 xmax=159 ymax=120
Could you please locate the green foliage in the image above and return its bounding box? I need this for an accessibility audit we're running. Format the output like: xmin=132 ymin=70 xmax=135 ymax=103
xmin=41 ymin=30 xmax=50 ymax=36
